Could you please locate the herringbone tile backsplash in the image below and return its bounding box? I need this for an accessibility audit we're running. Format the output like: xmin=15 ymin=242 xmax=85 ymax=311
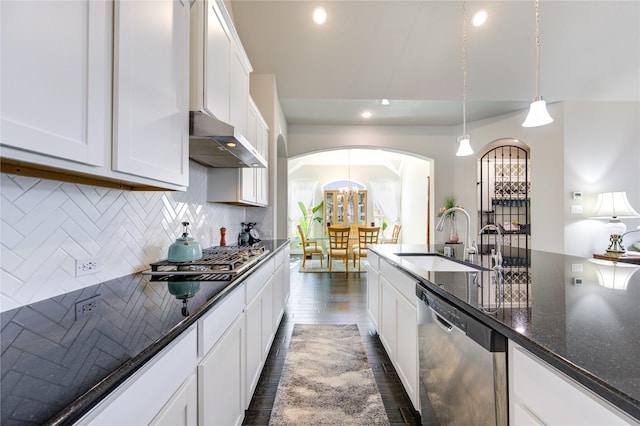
xmin=1 ymin=161 xmax=255 ymax=311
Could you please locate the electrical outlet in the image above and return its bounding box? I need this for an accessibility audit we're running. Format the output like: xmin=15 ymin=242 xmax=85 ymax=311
xmin=75 ymin=257 xmax=101 ymax=277
xmin=75 ymin=294 xmax=101 ymax=320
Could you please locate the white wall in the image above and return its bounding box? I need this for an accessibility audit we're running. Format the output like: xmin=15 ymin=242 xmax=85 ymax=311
xmin=287 ymin=124 xmax=454 ymax=243
xmin=0 ymin=161 xmax=247 ymax=311
xmin=562 ymin=101 xmax=640 ymax=257
xmin=400 ymin=157 xmax=431 ymax=244
xmin=454 ymin=103 xmax=565 ymax=253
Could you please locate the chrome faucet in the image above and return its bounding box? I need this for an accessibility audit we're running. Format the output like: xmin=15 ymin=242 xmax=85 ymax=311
xmin=436 ymin=207 xmax=477 ymax=262
xmin=479 ymin=224 xmax=503 ymax=270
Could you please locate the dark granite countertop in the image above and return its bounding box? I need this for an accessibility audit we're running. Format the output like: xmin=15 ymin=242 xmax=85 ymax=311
xmin=371 ymin=243 xmax=640 ymax=422
xmin=0 ymin=240 xmax=289 ymax=426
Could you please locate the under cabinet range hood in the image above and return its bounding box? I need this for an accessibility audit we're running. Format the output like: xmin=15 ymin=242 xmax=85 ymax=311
xmin=189 ymin=111 xmax=267 ymax=168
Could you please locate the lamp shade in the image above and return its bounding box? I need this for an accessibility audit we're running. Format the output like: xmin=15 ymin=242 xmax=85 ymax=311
xmin=592 ymin=192 xmax=640 ymax=218
xmin=456 ymin=135 xmax=474 ymax=156
xmin=590 ymin=259 xmax=639 ymax=291
xmin=522 ymin=98 xmax=553 ymax=127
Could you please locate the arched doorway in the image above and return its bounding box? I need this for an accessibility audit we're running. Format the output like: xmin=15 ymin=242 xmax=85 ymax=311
xmin=288 ymin=148 xmax=432 ymax=252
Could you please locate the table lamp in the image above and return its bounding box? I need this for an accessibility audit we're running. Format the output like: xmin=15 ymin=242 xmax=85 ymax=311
xmin=592 ymin=192 xmax=640 ymax=256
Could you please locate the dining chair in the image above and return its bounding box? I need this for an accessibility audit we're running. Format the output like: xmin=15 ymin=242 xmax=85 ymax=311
xmin=297 ymin=224 xmax=323 ymax=269
xmin=352 ymin=226 xmax=380 ymax=271
xmin=382 ymin=224 xmax=402 ymax=244
xmin=328 ymin=226 xmax=351 ymax=272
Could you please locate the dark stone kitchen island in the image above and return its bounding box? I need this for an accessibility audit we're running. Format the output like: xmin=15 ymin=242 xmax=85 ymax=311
xmin=370 ymin=243 xmax=640 ymax=423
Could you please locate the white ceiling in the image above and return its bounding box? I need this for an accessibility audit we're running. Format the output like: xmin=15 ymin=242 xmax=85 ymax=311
xmin=230 ymin=0 xmax=640 ymax=126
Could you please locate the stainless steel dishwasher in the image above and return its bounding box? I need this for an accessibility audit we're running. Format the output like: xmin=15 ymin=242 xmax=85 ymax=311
xmin=416 ymin=285 xmax=508 ymax=426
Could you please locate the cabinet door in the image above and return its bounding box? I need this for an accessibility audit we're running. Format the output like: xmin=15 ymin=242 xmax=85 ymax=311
xmin=205 ymin=0 xmax=231 ymax=120
xmin=240 ymin=168 xmax=257 ymax=203
xmin=272 ymin=262 xmax=285 ymax=329
xmin=113 ymin=0 xmax=189 ymax=187
xmin=1 ymin=0 xmax=109 ymax=166
xmin=379 ymin=276 xmax=396 ymax=360
xmin=245 ymin=289 xmax=263 ymax=402
xmin=247 ymin=99 xmax=258 ymax=149
xmin=199 ymin=316 xmax=245 ymax=426
xmin=367 ymin=264 xmax=380 ymax=329
xmin=150 ymin=374 xmax=197 ymax=426
xmin=395 ymin=292 xmax=418 ymax=409
xmin=256 ymin=168 xmax=269 ymax=206
xmin=229 ymin=45 xmax=250 ymax=137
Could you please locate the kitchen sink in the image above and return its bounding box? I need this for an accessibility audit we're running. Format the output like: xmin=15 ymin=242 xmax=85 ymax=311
xmin=394 ymin=253 xmax=486 ymax=272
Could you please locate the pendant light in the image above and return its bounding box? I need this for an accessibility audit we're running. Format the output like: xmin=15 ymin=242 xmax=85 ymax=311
xmin=456 ymin=0 xmax=474 ymax=157
xmin=522 ymin=0 xmax=553 ymax=127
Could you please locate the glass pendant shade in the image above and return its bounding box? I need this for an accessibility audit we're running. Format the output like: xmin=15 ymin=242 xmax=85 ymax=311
xmin=522 ymin=98 xmax=553 ymax=127
xmin=456 ymin=135 xmax=473 ymax=156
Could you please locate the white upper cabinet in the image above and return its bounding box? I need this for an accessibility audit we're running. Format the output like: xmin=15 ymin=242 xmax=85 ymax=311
xmin=190 ymin=0 xmax=252 ymax=136
xmin=112 ymin=0 xmax=189 ymax=187
xmin=1 ymin=0 xmax=190 ymax=191
xmin=229 ymin=45 xmax=251 ymax=137
xmin=0 ymin=0 xmax=111 ymax=167
xmin=189 ymin=0 xmax=231 ymax=121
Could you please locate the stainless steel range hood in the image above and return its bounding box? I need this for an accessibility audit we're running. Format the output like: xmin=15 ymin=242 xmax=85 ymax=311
xmin=189 ymin=111 xmax=267 ymax=168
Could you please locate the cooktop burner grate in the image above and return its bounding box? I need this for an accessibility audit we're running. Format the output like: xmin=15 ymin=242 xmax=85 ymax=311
xmin=144 ymin=244 xmax=268 ymax=281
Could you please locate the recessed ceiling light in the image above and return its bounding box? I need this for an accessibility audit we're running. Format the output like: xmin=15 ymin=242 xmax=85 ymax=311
xmin=472 ymin=9 xmax=488 ymax=27
xmin=361 ymin=111 xmax=372 ymax=119
xmin=313 ymin=7 xmax=327 ymax=25
xmin=381 ymin=99 xmax=390 ymax=106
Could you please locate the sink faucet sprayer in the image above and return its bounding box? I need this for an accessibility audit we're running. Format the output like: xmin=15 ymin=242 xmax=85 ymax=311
xmin=479 ymin=224 xmax=503 ymax=270
xmin=436 ymin=207 xmax=477 ymax=262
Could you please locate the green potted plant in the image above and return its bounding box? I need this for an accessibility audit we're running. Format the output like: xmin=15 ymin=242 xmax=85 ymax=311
xmin=297 ymin=200 xmax=323 ymax=242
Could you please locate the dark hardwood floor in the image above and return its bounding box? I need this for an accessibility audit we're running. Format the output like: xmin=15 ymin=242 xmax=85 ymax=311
xmin=242 ymin=256 xmax=421 ymax=425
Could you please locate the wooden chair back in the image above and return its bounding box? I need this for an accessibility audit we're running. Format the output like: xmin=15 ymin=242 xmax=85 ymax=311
xmin=384 ymin=224 xmax=401 ymax=243
xmin=328 ymin=226 xmax=351 ymax=250
xmin=357 ymin=226 xmax=380 ymax=247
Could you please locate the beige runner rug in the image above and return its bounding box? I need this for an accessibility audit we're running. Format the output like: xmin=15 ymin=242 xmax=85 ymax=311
xmin=269 ymin=324 xmax=389 ymax=425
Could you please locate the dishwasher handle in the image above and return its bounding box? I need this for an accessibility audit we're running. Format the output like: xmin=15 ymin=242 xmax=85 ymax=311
xmin=430 ymin=306 xmax=454 ymax=333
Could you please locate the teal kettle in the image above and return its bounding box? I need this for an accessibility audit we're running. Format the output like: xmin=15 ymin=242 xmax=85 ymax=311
xmin=168 ymin=222 xmax=203 ymax=262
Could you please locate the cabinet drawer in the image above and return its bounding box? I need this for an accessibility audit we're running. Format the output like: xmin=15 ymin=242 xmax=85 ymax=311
xmin=78 ymin=326 xmax=197 ymax=425
xmin=199 ymin=284 xmax=244 ymax=356
xmin=274 ymin=248 xmax=285 ymax=267
xmin=368 ymin=251 xmax=380 ymax=271
xmin=245 ymin=257 xmax=275 ymax=303
xmin=380 ymin=259 xmax=417 ymax=306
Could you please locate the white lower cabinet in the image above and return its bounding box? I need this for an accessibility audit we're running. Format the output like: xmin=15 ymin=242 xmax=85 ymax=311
xmin=245 ymin=276 xmax=273 ymax=403
xmin=150 ymin=374 xmax=198 ymax=426
xmin=376 ymin=259 xmax=419 ymax=410
xmin=76 ymin=326 xmax=198 ymax=425
xmin=509 ymin=341 xmax=638 ymax=425
xmin=366 ymin=251 xmax=381 ymax=328
xmin=199 ymin=315 xmax=245 ymax=426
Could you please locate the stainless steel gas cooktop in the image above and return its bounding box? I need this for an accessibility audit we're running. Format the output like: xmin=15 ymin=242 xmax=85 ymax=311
xmin=143 ymin=244 xmax=269 ymax=281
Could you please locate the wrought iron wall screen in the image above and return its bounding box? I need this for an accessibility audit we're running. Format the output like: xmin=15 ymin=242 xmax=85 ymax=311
xmin=478 ymin=143 xmax=531 ymax=313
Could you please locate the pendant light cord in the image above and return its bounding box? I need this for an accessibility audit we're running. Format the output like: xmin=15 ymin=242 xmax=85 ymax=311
xmin=534 ymin=0 xmax=541 ymax=99
xmin=462 ymin=0 xmax=467 ymax=135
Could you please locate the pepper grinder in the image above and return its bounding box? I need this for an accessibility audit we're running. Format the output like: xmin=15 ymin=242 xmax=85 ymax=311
xmin=220 ymin=227 xmax=227 ymax=246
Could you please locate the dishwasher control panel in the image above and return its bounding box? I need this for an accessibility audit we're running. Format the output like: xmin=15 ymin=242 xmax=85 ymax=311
xmin=418 ymin=286 xmax=467 ymax=331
